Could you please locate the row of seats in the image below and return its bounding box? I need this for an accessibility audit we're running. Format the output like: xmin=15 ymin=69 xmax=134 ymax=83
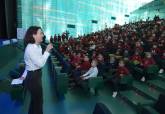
xmin=25 ymin=49 xmax=165 ymax=114
xmin=48 ymin=45 xmax=105 ymax=96
xmin=49 ymin=55 xmax=69 ymax=98
xmin=42 ymin=42 xmax=69 ymax=97
xmin=9 ymin=59 xmax=26 ymax=103
xmin=0 ymin=39 xmax=18 ymax=47
xmin=56 ymin=44 xmax=165 ymax=113
xmin=0 ymin=58 xmax=25 ymax=104
xmin=41 ymin=43 xmax=113 ymax=113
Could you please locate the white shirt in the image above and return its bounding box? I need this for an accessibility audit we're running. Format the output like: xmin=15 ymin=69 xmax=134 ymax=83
xmin=82 ymin=67 xmax=98 ymax=79
xmin=90 ymin=44 xmax=96 ymax=50
xmin=22 ymin=44 xmax=50 ymax=78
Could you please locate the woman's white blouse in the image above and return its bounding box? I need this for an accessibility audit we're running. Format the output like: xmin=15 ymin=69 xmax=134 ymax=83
xmin=22 ymin=44 xmax=50 ymax=78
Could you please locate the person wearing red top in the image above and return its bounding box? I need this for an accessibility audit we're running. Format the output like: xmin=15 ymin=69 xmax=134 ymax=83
xmin=59 ymin=44 xmax=65 ymax=53
xmin=91 ymin=51 xmax=97 ymax=60
xmin=123 ymin=42 xmax=131 ymax=51
xmin=70 ymin=62 xmax=82 ymax=87
xmin=142 ymin=52 xmax=155 ymax=68
xmin=116 ymin=60 xmax=129 ymax=77
xmin=71 ymin=52 xmax=82 ymax=67
xmin=130 ymin=51 xmax=142 ymax=65
xmin=151 ymin=44 xmax=161 ymax=55
xmin=69 ymin=52 xmax=76 ymax=67
xmin=111 ymin=60 xmax=130 ymax=98
xmin=116 ymin=65 xmax=129 ymax=77
xmin=81 ymin=55 xmax=91 ymax=72
xmin=140 ymin=52 xmax=156 ymax=82
xmin=135 ymin=41 xmax=143 ymax=53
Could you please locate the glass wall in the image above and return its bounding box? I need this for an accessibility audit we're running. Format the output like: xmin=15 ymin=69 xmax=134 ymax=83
xmin=130 ymin=0 xmax=165 ymax=22
xmin=17 ymin=0 xmax=153 ymax=38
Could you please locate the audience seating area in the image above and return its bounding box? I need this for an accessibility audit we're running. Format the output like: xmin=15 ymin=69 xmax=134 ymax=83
xmin=47 ymin=17 xmax=165 ymax=114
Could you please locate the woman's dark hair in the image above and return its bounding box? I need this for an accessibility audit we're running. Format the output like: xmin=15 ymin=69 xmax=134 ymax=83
xmin=24 ymin=26 xmax=42 ymax=47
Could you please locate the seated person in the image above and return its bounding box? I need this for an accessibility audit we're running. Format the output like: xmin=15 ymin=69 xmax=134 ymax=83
xmin=151 ymin=44 xmax=161 ymax=56
xmin=80 ymin=55 xmax=91 ymax=72
xmin=130 ymin=51 xmax=142 ymax=66
xmin=59 ymin=44 xmax=65 ymax=53
xmin=123 ymin=49 xmax=130 ymax=61
xmin=69 ymin=60 xmax=98 ymax=89
xmin=135 ymin=41 xmax=143 ymax=53
xmin=106 ymin=55 xmax=117 ymax=72
xmin=72 ymin=63 xmax=81 ymax=78
xmin=69 ymin=63 xmax=82 ymax=88
xmin=115 ymin=49 xmax=122 ymax=59
xmin=70 ymin=52 xmax=82 ymax=68
xmin=91 ymin=51 xmax=97 ymax=60
xmin=80 ymin=60 xmax=98 ymax=80
xmin=142 ymin=52 xmax=156 ymax=68
xmin=123 ymin=42 xmax=131 ymax=51
xmin=140 ymin=52 xmax=156 ymax=81
xmin=97 ymin=53 xmax=106 ymax=76
xmin=111 ymin=60 xmax=130 ymax=98
xmin=69 ymin=52 xmax=76 ymax=67
xmin=151 ymin=44 xmax=161 ymax=64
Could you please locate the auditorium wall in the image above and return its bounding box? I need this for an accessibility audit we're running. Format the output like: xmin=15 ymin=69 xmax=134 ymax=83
xmin=130 ymin=0 xmax=165 ymax=22
xmin=17 ymin=0 xmax=153 ymax=38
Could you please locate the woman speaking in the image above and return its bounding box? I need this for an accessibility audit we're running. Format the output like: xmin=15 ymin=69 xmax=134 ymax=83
xmin=20 ymin=26 xmax=53 ymax=114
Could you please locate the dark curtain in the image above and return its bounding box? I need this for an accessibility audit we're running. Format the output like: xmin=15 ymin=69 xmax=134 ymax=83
xmin=0 ymin=0 xmax=7 ymax=38
xmin=0 ymin=0 xmax=17 ymax=39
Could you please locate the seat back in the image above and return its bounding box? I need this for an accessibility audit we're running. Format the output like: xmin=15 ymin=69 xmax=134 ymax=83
xmin=55 ymin=66 xmax=62 ymax=75
xmin=56 ymin=74 xmax=69 ymax=94
xmin=146 ymin=65 xmax=159 ymax=74
xmin=89 ymin=77 xmax=104 ymax=89
xmin=93 ymin=103 xmax=112 ymax=114
xmin=120 ymin=74 xmax=133 ymax=85
xmin=154 ymin=94 xmax=165 ymax=114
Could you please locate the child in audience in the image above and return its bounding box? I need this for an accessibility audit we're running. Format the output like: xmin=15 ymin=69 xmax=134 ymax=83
xmin=142 ymin=52 xmax=155 ymax=68
xmin=123 ymin=42 xmax=131 ymax=51
xmin=71 ymin=52 xmax=82 ymax=67
xmin=59 ymin=44 xmax=65 ymax=54
xmin=151 ymin=44 xmax=161 ymax=56
xmin=70 ymin=59 xmax=96 ymax=88
xmin=135 ymin=41 xmax=143 ymax=53
xmin=80 ymin=60 xmax=98 ymax=80
xmin=130 ymin=51 xmax=142 ymax=66
xmin=107 ymin=55 xmax=118 ymax=71
xmin=91 ymin=51 xmax=97 ymax=60
xmin=81 ymin=55 xmax=91 ymax=72
xmin=111 ymin=60 xmax=130 ymax=98
xmin=123 ymin=49 xmax=130 ymax=61
xmin=140 ymin=52 xmax=156 ymax=81
xmin=97 ymin=53 xmax=106 ymax=76
xmin=71 ymin=62 xmax=82 ymax=81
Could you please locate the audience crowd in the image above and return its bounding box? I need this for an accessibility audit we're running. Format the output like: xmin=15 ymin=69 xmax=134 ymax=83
xmin=50 ymin=16 xmax=165 ymax=97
